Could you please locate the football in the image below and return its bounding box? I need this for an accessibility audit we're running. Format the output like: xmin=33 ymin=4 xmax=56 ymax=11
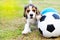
xmin=38 ymin=8 xmax=60 ymax=38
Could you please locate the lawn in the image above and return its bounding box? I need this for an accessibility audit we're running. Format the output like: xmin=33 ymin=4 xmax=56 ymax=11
xmin=0 ymin=0 xmax=60 ymax=40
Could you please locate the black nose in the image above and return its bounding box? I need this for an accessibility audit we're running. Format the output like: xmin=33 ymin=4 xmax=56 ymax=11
xmin=30 ymin=14 xmax=33 ymax=16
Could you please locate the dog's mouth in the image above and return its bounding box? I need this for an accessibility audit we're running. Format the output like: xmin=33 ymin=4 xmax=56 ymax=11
xmin=30 ymin=16 xmax=33 ymax=19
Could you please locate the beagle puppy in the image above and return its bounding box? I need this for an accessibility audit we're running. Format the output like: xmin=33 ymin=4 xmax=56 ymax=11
xmin=22 ymin=4 xmax=41 ymax=34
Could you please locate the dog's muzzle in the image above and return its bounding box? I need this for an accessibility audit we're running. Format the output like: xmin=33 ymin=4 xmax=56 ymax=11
xmin=30 ymin=14 xmax=33 ymax=19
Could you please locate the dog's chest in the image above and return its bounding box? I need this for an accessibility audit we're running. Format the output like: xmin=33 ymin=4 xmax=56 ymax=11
xmin=29 ymin=19 xmax=37 ymax=24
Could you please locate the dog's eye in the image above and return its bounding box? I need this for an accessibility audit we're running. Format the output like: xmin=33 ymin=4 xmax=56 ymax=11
xmin=27 ymin=10 xmax=30 ymax=13
xmin=32 ymin=10 xmax=35 ymax=12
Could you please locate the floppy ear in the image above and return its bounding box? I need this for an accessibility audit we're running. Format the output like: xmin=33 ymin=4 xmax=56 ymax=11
xmin=36 ymin=9 xmax=42 ymax=20
xmin=36 ymin=9 xmax=40 ymax=15
xmin=23 ymin=7 xmax=28 ymax=19
xmin=24 ymin=11 xmax=26 ymax=17
xmin=24 ymin=7 xmax=26 ymax=17
xmin=36 ymin=12 xmax=42 ymax=20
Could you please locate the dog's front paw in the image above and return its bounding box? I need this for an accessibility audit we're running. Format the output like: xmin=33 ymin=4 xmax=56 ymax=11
xmin=22 ymin=30 xmax=31 ymax=34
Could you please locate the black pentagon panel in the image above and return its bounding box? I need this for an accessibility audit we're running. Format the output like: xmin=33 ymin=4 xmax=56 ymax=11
xmin=39 ymin=28 xmax=43 ymax=35
xmin=40 ymin=15 xmax=46 ymax=22
xmin=47 ymin=24 xmax=55 ymax=33
xmin=52 ymin=14 xmax=60 ymax=19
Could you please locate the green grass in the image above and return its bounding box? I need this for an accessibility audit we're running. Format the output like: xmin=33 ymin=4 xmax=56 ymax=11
xmin=0 ymin=0 xmax=60 ymax=40
xmin=0 ymin=29 xmax=21 ymax=40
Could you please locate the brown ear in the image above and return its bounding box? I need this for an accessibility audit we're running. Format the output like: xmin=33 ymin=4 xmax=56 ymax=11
xmin=36 ymin=10 xmax=40 ymax=15
xmin=24 ymin=11 xmax=26 ymax=17
xmin=23 ymin=6 xmax=28 ymax=19
xmin=36 ymin=12 xmax=42 ymax=20
xmin=24 ymin=7 xmax=26 ymax=17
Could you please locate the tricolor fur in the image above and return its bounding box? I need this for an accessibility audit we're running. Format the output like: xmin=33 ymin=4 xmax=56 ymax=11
xmin=22 ymin=4 xmax=41 ymax=34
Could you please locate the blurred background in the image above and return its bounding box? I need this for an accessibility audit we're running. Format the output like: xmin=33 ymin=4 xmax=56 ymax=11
xmin=0 ymin=0 xmax=60 ymax=40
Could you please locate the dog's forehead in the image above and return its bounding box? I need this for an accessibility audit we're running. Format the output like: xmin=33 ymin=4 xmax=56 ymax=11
xmin=25 ymin=4 xmax=37 ymax=10
xmin=29 ymin=6 xmax=32 ymax=10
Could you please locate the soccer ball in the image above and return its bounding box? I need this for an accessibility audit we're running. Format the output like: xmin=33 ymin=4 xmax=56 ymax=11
xmin=38 ymin=8 xmax=60 ymax=38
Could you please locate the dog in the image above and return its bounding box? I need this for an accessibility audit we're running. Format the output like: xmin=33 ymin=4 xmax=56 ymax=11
xmin=22 ymin=4 xmax=41 ymax=34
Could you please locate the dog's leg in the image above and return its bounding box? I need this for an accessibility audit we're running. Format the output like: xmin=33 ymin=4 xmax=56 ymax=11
xmin=22 ymin=20 xmax=31 ymax=34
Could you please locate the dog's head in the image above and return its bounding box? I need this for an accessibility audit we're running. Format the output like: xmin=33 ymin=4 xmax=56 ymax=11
xmin=24 ymin=4 xmax=40 ymax=19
